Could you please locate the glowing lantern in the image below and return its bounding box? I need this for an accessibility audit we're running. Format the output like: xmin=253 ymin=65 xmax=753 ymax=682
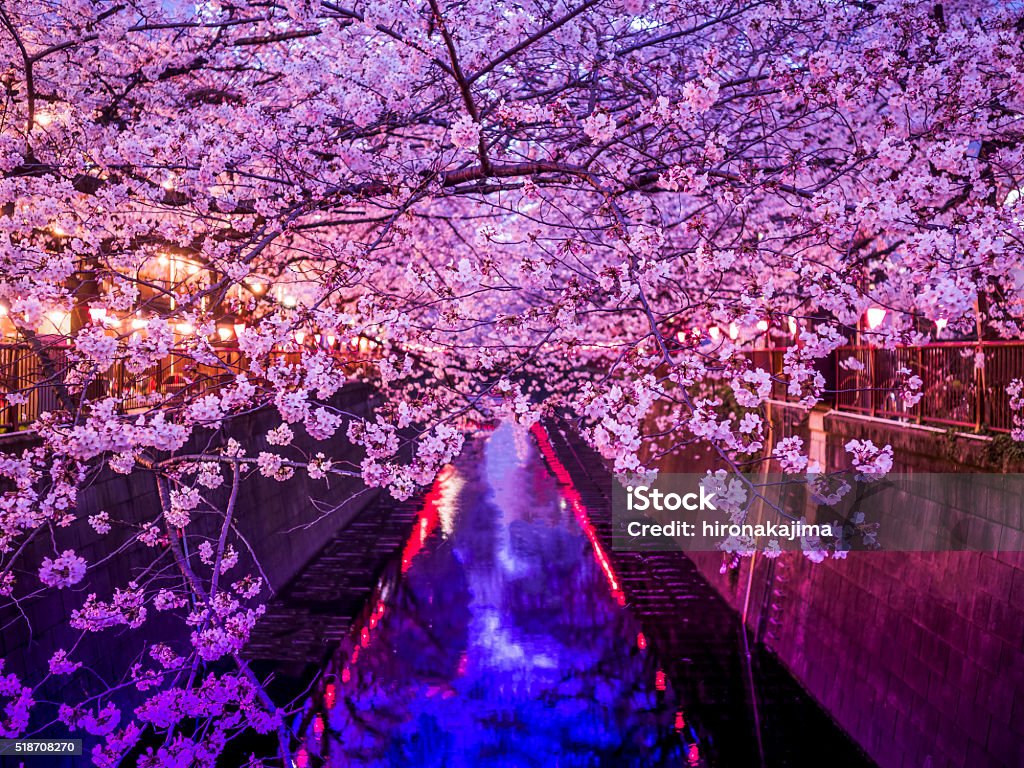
xmin=756 ymin=319 xmax=769 ymax=332
xmin=216 ymin=325 xmax=233 ymax=341
xmin=294 ymin=330 xmax=306 ymax=345
xmin=245 ymin=276 xmax=269 ymax=295
xmin=45 ymin=310 xmax=70 ymax=334
xmin=233 ymin=322 xmax=247 ymax=340
xmin=88 ymin=306 xmax=108 ymax=323
xmin=935 ymin=318 xmax=948 ymax=332
xmin=866 ymin=306 xmax=887 ymax=329
xmin=728 ymin=322 xmax=739 ymax=340
xmin=788 ymin=317 xmax=798 ymax=335
xmin=708 ymin=326 xmax=721 ymax=340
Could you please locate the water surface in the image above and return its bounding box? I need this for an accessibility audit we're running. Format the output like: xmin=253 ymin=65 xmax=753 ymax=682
xmin=296 ymin=423 xmax=696 ymax=767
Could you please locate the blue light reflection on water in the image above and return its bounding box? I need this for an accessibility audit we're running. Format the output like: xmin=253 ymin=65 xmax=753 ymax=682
xmin=299 ymin=423 xmax=696 ymax=767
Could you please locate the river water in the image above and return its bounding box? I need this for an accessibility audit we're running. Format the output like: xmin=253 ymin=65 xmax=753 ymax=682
xmin=294 ymin=423 xmax=699 ymax=767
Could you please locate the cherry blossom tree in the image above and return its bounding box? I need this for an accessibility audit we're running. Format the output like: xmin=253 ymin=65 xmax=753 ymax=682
xmin=1 ymin=0 xmax=1023 ymax=763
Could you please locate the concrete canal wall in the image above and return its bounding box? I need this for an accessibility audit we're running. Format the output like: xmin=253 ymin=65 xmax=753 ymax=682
xmin=682 ymin=405 xmax=1024 ymax=768
xmin=0 ymin=382 xmax=380 ymax=711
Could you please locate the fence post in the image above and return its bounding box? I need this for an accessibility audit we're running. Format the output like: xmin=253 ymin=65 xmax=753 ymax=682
xmin=975 ymin=343 xmax=984 ymax=433
xmin=915 ymin=346 xmax=923 ymax=425
xmin=869 ymin=346 xmax=876 ymax=418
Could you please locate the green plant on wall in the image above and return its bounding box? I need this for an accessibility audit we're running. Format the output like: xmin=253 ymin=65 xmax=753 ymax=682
xmin=981 ymin=433 xmax=1024 ymax=470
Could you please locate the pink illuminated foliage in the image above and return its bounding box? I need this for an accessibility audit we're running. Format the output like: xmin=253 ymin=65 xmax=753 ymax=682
xmin=0 ymin=0 xmax=1022 ymax=763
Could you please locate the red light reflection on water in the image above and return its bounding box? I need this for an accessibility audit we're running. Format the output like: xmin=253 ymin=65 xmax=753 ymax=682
xmin=530 ymin=424 xmax=626 ymax=606
xmin=401 ymin=465 xmax=455 ymax=573
xmin=323 ymin=465 xmax=457 ymax=712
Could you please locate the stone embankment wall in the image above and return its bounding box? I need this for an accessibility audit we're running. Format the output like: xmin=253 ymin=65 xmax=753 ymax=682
xmin=680 ymin=405 xmax=1024 ymax=768
xmin=0 ymin=383 xmax=379 ymax=711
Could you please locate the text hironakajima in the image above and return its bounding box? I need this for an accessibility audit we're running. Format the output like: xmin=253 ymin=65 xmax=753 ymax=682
xmin=625 ymin=519 xmax=834 ymax=541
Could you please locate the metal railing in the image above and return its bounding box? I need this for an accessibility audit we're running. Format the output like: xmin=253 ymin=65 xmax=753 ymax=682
xmin=832 ymin=341 xmax=1023 ymax=433
xmin=3 ymin=339 xmax=1022 ymax=435
xmin=750 ymin=341 xmax=1023 ymax=433
xmin=0 ymin=343 xmax=371 ymax=433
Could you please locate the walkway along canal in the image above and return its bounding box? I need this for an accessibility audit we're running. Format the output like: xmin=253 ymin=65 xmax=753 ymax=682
xmin=250 ymin=422 xmax=876 ymax=767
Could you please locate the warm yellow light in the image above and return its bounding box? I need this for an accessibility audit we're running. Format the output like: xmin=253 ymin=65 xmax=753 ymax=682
xmin=756 ymin=319 xmax=769 ymax=332
xmin=788 ymin=317 xmax=798 ymax=335
xmin=935 ymin=318 xmax=948 ymax=332
xmin=294 ymin=330 xmax=306 ymax=345
xmin=176 ymin=322 xmax=195 ymax=335
xmin=728 ymin=323 xmax=739 ymax=340
xmin=708 ymin=326 xmax=721 ymax=340
xmin=45 ymin=309 xmax=71 ymax=335
xmin=233 ymin=322 xmax=247 ymax=339
xmin=131 ymin=316 xmax=149 ymax=331
xmin=282 ymin=294 xmax=297 ymax=309
xmin=866 ymin=307 xmax=887 ymax=330
xmin=35 ymin=112 xmax=53 ymax=127
xmin=161 ymin=175 xmax=176 ymax=191
xmin=217 ymin=326 xmax=233 ymax=341
xmin=88 ymin=306 xmax=108 ymax=323
xmin=326 ymin=333 xmax=336 ymax=347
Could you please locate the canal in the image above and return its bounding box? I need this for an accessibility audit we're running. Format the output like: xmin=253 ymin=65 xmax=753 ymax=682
xmin=256 ymin=423 xmax=874 ymax=767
